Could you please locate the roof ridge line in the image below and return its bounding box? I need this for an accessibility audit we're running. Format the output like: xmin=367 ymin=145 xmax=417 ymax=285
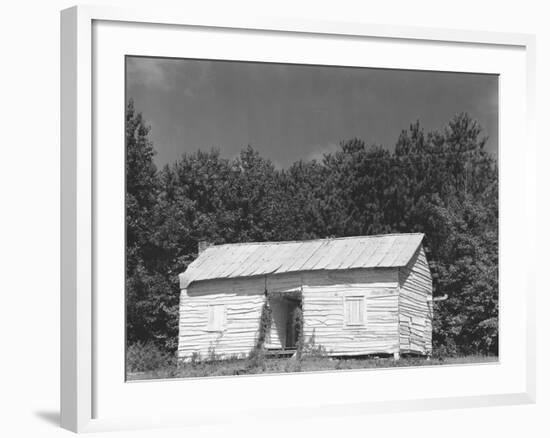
xmin=208 ymin=233 xmax=424 ymax=248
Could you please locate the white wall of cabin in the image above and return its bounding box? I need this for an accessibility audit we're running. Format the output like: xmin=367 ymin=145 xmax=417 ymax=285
xmin=178 ymin=277 xmax=265 ymax=360
xmin=398 ymin=246 xmax=433 ymax=355
xmin=178 ymin=267 xmax=403 ymax=360
xmin=300 ymin=269 xmax=400 ymax=356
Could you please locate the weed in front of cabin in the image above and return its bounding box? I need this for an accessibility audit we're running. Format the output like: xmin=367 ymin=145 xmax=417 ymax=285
xmin=126 ymin=341 xmax=179 ymax=379
xmin=126 ymin=336 xmax=498 ymax=381
xmin=127 ymin=342 xmax=497 ymax=381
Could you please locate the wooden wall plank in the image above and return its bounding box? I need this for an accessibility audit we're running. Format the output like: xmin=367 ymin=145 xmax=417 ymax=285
xmin=398 ymin=246 xmax=433 ymax=355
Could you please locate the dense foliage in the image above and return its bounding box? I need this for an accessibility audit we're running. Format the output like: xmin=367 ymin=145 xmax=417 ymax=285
xmin=126 ymin=99 xmax=498 ymax=356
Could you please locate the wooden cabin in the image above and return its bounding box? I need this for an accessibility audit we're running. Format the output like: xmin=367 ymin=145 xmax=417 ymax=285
xmin=177 ymin=233 xmax=433 ymax=361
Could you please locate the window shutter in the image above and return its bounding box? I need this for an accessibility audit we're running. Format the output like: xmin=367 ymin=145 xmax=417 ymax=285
xmin=344 ymin=296 xmax=365 ymax=326
xmin=207 ymin=306 xmax=215 ymax=328
xmin=207 ymin=304 xmax=225 ymax=331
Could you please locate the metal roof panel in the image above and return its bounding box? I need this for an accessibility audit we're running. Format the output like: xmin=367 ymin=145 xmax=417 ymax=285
xmin=179 ymin=233 xmax=425 ymax=288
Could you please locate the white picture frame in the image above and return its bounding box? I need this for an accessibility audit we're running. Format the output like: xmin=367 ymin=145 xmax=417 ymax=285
xmin=60 ymin=4 xmax=536 ymax=433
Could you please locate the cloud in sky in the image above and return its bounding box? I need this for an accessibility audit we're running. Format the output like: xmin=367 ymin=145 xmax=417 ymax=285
xmin=127 ymin=57 xmax=217 ymax=98
xmin=126 ymin=57 xmax=171 ymax=91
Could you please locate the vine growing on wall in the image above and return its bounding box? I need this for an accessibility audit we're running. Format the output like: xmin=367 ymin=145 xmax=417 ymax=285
xmin=294 ymin=305 xmax=304 ymax=361
xmin=248 ymin=297 xmax=272 ymax=367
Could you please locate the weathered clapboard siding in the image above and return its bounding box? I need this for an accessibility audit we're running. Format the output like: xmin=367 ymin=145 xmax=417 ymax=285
xmin=302 ymin=268 xmax=398 ymax=289
xmin=300 ymin=268 xmax=399 ymax=356
xmin=265 ymin=269 xmax=401 ymax=352
xmin=178 ymin=268 xmax=401 ymax=359
xmin=302 ymin=286 xmax=399 ymax=355
xmin=398 ymin=246 xmax=432 ymax=354
xmin=178 ymin=277 xmax=266 ymax=360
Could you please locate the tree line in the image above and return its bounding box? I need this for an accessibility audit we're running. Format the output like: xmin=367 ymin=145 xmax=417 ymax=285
xmin=126 ymin=99 xmax=498 ymax=356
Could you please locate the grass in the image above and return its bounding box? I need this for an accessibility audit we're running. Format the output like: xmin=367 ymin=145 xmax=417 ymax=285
xmin=126 ymin=351 xmax=498 ymax=381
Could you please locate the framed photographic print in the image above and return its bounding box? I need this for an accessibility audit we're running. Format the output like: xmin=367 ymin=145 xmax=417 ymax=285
xmin=60 ymin=4 xmax=536 ymax=433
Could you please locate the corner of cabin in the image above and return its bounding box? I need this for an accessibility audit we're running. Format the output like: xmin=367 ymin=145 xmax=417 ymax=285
xmin=179 ymin=272 xmax=190 ymax=290
xmin=398 ymin=245 xmax=433 ymax=355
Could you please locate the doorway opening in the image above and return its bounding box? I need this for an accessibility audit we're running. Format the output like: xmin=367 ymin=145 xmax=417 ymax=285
xmin=266 ymin=291 xmax=302 ymax=352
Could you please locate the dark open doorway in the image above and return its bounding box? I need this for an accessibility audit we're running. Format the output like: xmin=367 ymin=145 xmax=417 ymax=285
xmin=284 ymin=298 xmax=301 ymax=348
xmin=267 ymin=291 xmax=302 ymax=351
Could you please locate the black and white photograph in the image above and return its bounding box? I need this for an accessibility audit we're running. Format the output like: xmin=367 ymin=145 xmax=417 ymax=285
xmin=2 ymin=0 xmax=547 ymax=436
xmin=125 ymin=56 xmax=499 ymax=380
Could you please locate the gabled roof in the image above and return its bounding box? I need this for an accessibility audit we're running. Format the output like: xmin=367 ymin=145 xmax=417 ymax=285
xmin=179 ymin=233 xmax=424 ymax=288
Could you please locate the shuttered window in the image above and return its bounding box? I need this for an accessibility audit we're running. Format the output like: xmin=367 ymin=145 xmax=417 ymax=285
xmin=344 ymin=296 xmax=365 ymax=326
xmin=206 ymin=304 xmax=226 ymax=331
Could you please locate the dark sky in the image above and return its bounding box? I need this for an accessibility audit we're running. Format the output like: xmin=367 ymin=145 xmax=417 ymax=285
xmin=126 ymin=56 xmax=498 ymax=169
